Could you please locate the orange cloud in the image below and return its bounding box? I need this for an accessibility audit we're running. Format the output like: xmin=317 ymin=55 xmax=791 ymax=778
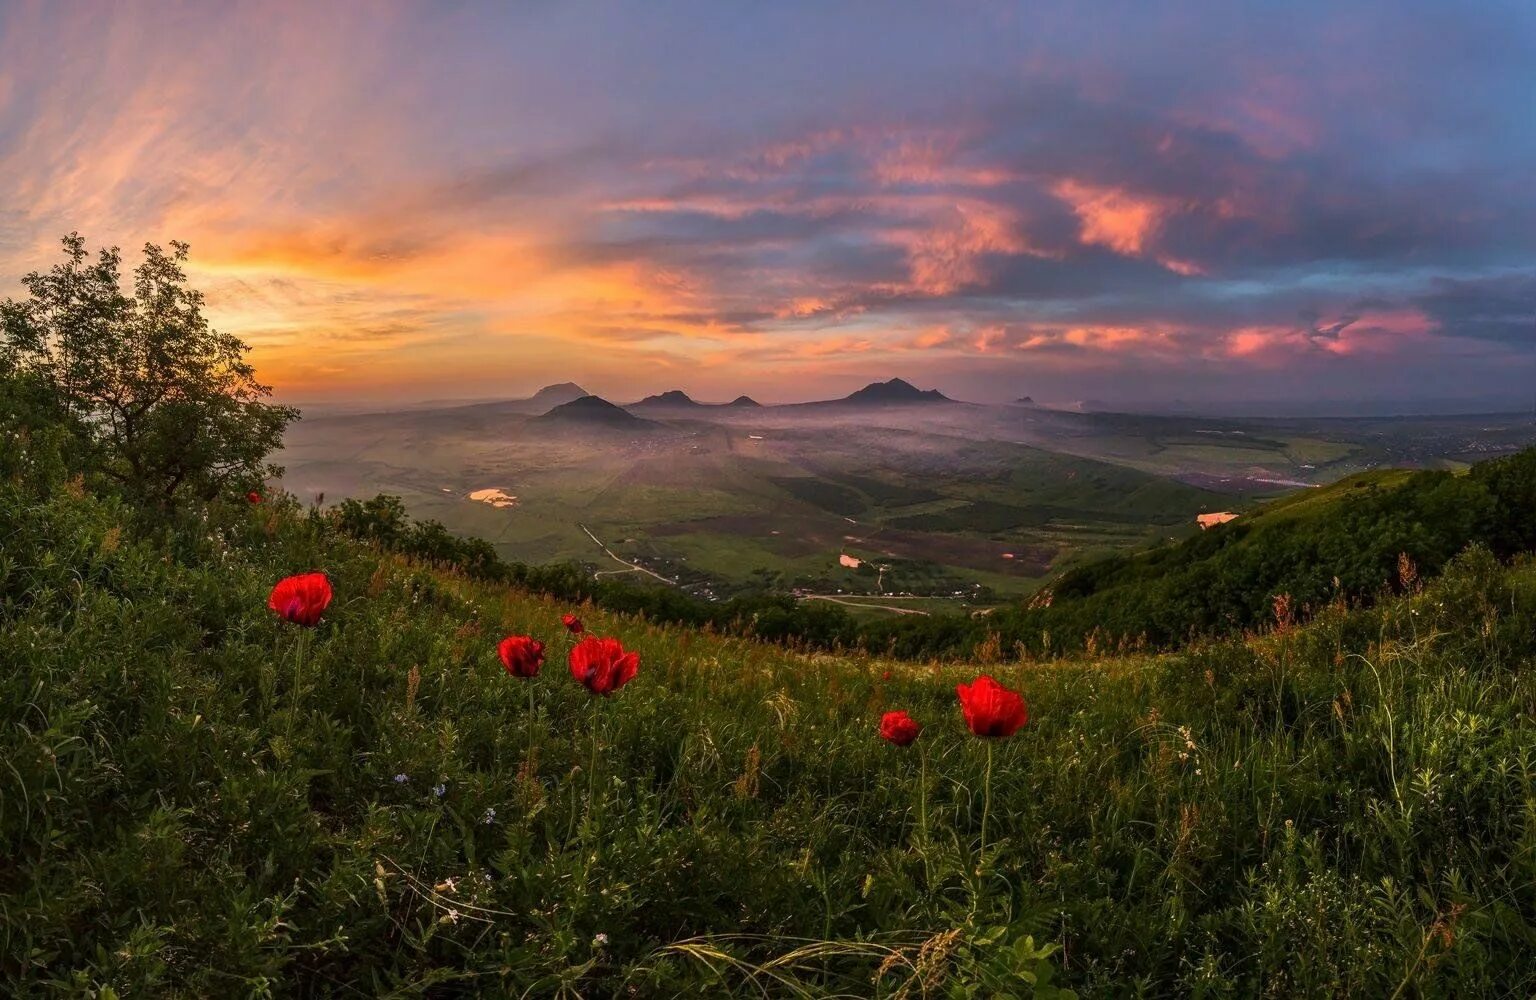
xmin=1052 ymin=178 xmax=1164 ymax=256
xmin=870 ymin=135 xmax=1017 ymax=188
xmin=1223 ymin=326 xmax=1294 ymax=358
xmin=789 ymin=335 xmax=877 ymax=358
xmin=1050 ymin=179 xmax=1209 ymax=275
xmin=888 ymin=198 xmax=1039 ymax=295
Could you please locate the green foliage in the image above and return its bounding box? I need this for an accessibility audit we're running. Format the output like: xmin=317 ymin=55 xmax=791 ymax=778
xmin=6 ymin=463 xmax=1536 ymax=994
xmin=0 ymin=233 xmax=296 ymax=510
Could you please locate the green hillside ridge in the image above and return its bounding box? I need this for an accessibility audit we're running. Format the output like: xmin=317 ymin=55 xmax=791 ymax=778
xmin=7 ymin=473 xmax=1536 ymax=995
xmin=1233 ymin=468 xmax=1419 ymax=523
xmin=960 ymin=450 xmax=1536 ymax=656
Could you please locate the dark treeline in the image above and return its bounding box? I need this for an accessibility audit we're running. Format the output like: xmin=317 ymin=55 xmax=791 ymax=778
xmin=330 ymin=446 xmax=1536 ymax=661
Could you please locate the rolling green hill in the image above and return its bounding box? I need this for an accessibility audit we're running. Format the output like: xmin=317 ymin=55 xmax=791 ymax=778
xmin=926 ymin=448 xmax=1536 ymax=658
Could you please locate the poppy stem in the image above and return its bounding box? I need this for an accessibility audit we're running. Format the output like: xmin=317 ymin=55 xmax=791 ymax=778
xmin=979 ymin=741 xmax=993 ymax=874
xmin=918 ymin=742 xmax=931 ymax=889
xmin=287 ymin=628 xmax=308 ymax=739
xmin=590 ymin=699 xmax=601 ymax=819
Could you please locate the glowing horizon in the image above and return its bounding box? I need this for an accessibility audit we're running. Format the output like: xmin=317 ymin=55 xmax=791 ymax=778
xmin=2 ymin=2 xmax=1533 ymax=410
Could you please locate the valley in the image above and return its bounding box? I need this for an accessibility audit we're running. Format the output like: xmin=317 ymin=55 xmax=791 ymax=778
xmin=278 ymin=380 xmax=1536 ymax=612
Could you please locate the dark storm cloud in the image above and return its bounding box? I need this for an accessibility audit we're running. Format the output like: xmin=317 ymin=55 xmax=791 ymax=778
xmin=1415 ymin=275 xmax=1536 ymax=345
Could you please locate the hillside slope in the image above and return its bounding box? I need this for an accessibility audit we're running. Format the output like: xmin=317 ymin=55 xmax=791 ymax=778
xmin=910 ymin=449 xmax=1536 ymax=658
xmin=6 ymin=479 xmax=1536 ymax=995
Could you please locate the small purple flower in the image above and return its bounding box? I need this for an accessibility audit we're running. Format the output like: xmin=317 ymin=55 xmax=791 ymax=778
xmin=393 ymin=773 xmax=410 ymax=784
xmin=432 ymin=783 xmax=446 ymax=798
xmin=481 ymin=807 xmax=497 ymax=825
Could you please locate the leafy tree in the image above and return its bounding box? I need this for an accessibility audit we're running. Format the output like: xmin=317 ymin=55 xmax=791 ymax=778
xmin=0 ymin=233 xmax=296 ymax=508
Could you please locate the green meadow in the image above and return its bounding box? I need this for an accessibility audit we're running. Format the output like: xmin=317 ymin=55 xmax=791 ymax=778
xmin=8 ymin=473 xmax=1536 ymax=996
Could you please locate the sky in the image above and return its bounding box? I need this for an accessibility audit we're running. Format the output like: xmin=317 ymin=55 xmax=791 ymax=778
xmin=1 ymin=1 xmax=1534 ymax=411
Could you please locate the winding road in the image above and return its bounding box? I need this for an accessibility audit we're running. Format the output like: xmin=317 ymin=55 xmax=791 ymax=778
xmin=578 ymin=523 xmax=679 ymax=585
xmin=798 ymin=594 xmax=932 ymax=616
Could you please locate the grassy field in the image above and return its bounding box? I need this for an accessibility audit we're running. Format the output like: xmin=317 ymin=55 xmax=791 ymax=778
xmin=279 ymin=412 xmax=1234 ymax=603
xmin=8 ymin=480 xmax=1536 ymax=995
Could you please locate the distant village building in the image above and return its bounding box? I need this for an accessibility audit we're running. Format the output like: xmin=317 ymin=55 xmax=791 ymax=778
xmin=1197 ymin=511 xmax=1239 ymax=529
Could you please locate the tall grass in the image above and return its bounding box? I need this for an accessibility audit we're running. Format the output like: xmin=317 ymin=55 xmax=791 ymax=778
xmin=4 ymin=482 xmax=1536 ymax=996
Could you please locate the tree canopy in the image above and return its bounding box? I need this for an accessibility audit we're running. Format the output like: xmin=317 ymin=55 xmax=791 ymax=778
xmin=0 ymin=233 xmax=296 ymax=508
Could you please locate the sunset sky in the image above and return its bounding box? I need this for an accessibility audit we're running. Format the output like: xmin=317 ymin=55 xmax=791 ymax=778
xmin=2 ymin=1 xmax=1534 ymax=410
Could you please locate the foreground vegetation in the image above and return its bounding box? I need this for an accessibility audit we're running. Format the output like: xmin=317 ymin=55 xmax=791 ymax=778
xmin=7 ymin=235 xmax=1536 ymax=995
xmin=7 ymin=463 xmax=1536 ymax=994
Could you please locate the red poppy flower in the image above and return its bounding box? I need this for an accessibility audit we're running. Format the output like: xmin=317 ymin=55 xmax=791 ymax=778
xmin=497 ymin=635 xmax=545 ymax=678
xmin=955 ymin=674 xmax=1029 ymax=738
xmin=568 ymin=636 xmax=639 ymax=695
xmin=879 ymin=710 xmax=921 ymax=746
xmin=562 ymin=613 xmax=584 ymax=634
xmin=267 ymin=572 xmax=333 ymax=627
xmin=246 ymin=490 xmax=263 ymax=504
xmin=881 ymin=670 xmax=892 ymax=682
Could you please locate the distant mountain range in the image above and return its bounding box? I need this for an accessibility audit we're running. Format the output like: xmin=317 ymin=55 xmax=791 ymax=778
xmin=410 ymin=378 xmax=961 ymax=424
xmin=630 ymin=389 xmax=763 ymax=409
xmin=432 ymin=381 xmax=591 ymax=417
xmin=535 ymin=379 xmax=956 ymax=422
xmin=521 ymin=378 xmax=958 ymax=423
xmin=632 ymin=389 xmax=699 ymax=409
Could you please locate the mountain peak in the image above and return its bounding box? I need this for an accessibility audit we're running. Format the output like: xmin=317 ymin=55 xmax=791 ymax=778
xmin=536 ymin=394 xmax=653 ymax=428
xmin=528 ymin=382 xmax=589 ymax=405
xmin=841 ymin=378 xmax=951 ymax=405
xmin=634 ymin=389 xmax=699 ymax=407
xmin=727 ymin=395 xmax=762 ymax=408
